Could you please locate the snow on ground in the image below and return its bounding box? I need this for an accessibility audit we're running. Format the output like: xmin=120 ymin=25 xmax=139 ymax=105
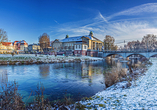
xmin=0 ymin=54 xmax=102 ymax=59
xmin=0 ymin=54 xmax=103 ymax=63
xmin=79 ymin=59 xmax=157 ymax=109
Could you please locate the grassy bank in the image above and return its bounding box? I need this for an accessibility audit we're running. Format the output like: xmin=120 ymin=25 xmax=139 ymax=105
xmin=0 ymin=54 xmax=103 ymax=65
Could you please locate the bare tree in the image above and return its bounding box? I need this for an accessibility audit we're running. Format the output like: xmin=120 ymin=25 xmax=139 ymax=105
xmin=104 ymin=35 xmax=117 ymax=50
xmin=0 ymin=29 xmax=8 ymax=43
xmin=127 ymin=41 xmax=139 ymax=51
xmin=126 ymin=34 xmax=157 ymax=51
xmin=141 ymin=34 xmax=157 ymax=51
xmin=39 ymin=33 xmax=50 ymax=50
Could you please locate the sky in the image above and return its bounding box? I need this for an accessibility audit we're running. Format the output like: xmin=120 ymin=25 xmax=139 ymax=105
xmin=1 ymin=0 xmax=157 ymax=46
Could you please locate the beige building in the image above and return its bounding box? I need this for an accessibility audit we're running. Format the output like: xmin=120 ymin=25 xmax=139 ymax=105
xmin=28 ymin=44 xmax=41 ymax=53
xmin=0 ymin=42 xmax=14 ymax=54
xmin=51 ymin=31 xmax=103 ymax=56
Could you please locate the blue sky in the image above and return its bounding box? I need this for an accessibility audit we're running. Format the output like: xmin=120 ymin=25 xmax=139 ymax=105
xmin=1 ymin=0 xmax=157 ymax=46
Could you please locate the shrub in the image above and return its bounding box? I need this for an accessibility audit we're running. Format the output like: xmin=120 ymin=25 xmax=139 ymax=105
xmin=105 ymin=63 xmax=127 ymax=87
xmin=105 ymin=67 xmax=119 ymax=87
xmin=0 ymin=81 xmax=52 ymax=110
xmin=27 ymin=84 xmax=52 ymax=110
xmin=119 ymin=68 xmax=127 ymax=77
xmin=0 ymin=81 xmax=25 ymax=110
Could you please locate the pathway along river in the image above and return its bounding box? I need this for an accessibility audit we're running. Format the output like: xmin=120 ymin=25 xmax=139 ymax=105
xmin=0 ymin=60 xmax=127 ymax=103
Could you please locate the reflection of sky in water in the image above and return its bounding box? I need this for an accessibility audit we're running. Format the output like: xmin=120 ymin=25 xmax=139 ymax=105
xmin=0 ymin=60 xmax=125 ymax=103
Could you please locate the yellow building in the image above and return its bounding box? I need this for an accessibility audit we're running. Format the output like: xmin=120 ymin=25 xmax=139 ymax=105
xmin=0 ymin=42 xmax=14 ymax=54
xmin=52 ymin=31 xmax=103 ymax=56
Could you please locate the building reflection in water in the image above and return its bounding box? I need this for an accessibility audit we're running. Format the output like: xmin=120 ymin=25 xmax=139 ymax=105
xmin=81 ymin=63 xmax=103 ymax=86
xmin=39 ymin=64 xmax=50 ymax=78
xmin=88 ymin=65 xmax=92 ymax=86
xmin=0 ymin=70 xmax=8 ymax=84
xmin=50 ymin=61 xmax=120 ymax=86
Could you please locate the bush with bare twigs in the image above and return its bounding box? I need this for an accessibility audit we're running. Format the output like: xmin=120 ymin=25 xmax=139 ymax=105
xmin=0 ymin=81 xmax=53 ymax=110
xmin=0 ymin=81 xmax=25 ymax=110
xmin=105 ymin=62 xmax=127 ymax=87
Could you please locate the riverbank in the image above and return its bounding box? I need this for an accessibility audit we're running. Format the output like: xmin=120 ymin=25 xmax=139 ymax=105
xmin=68 ymin=58 xmax=156 ymax=109
xmin=0 ymin=54 xmax=103 ymax=65
xmin=0 ymin=57 xmax=154 ymax=109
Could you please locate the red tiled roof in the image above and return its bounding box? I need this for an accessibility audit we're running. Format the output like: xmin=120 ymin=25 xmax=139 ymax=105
xmin=1 ymin=42 xmax=12 ymax=46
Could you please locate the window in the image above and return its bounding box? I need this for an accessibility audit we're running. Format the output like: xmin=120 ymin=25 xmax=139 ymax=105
xmin=84 ymin=45 xmax=86 ymax=49
xmin=79 ymin=45 xmax=80 ymax=48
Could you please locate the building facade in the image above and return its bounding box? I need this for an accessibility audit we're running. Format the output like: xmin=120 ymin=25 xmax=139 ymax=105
xmin=28 ymin=44 xmax=41 ymax=53
xmin=51 ymin=31 xmax=104 ymax=56
xmin=0 ymin=42 xmax=14 ymax=54
xmin=13 ymin=40 xmax=28 ymax=53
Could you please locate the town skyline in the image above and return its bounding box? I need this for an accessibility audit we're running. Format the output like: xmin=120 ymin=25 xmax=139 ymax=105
xmin=1 ymin=0 xmax=157 ymax=46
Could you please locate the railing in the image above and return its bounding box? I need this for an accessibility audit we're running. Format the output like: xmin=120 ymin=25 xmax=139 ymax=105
xmin=102 ymin=49 xmax=157 ymax=53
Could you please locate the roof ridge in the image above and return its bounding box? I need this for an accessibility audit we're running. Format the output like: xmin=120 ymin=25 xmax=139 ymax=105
xmin=92 ymin=36 xmax=102 ymax=42
xmin=67 ymin=35 xmax=89 ymax=38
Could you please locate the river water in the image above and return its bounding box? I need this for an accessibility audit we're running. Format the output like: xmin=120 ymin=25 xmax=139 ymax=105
xmin=0 ymin=60 xmax=126 ymax=103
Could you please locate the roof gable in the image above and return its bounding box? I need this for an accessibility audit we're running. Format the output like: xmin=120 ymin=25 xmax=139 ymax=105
xmin=1 ymin=42 xmax=12 ymax=46
xmin=60 ymin=36 xmax=82 ymax=42
xmin=54 ymin=35 xmax=102 ymax=43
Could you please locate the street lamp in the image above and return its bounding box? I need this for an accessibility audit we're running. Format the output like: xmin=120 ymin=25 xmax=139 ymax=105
xmin=124 ymin=40 xmax=125 ymax=51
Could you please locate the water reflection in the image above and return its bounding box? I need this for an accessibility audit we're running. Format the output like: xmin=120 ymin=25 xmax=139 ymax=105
xmin=0 ymin=60 xmax=127 ymax=103
xmin=39 ymin=64 xmax=50 ymax=78
xmin=0 ymin=70 xmax=8 ymax=84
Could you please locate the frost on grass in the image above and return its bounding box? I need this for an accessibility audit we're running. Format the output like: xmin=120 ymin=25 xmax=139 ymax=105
xmin=0 ymin=54 xmax=103 ymax=65
xmin=79 ymin=59 xmax=157 ymax=109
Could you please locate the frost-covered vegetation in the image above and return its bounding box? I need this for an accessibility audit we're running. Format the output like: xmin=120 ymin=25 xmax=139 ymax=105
xmin=0 ymin=54 xmax=103 ymax=65
xmin=73 ymin=59 xmax=155 ymax=110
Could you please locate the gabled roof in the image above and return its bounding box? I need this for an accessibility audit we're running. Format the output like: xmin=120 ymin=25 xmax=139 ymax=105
xmin=13 ymin=40 xmax=28 ymax=45
xmin=1 ymin=42 xmax=12 ymax=46
xmin=53 ymin=35 xmax=102 ymax=43
xmin=60 ymin=36 xmax=82 ymax=42
xmin=60 ymin=35 xmax=101 ymax=42
xmin=13 ymin=41 xmax=19 ymax=44
xmin=28 ymin=44 xmax=39 ymax=46
xmin=52 ymin=39 xmax=61 ymax=43
xmin=82 ymin=36 xmax=102 ymax=42
xmin=91 ymin=36 xmax=102 ymax=41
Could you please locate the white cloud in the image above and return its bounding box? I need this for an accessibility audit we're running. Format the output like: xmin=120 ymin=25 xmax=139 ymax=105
xmin=50 ymin=2 xmax=157 ymax=47
xmin=98 ymin=12 xmax=108 ymax=23
xmin=54 ymin=20 xmax=59 ymax=24
xmin=107 ymin=3 xmax=157 ymax=20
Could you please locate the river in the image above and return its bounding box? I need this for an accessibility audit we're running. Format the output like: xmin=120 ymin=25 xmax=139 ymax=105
xmin=0 ymin=60 xmax=125 ymax=103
